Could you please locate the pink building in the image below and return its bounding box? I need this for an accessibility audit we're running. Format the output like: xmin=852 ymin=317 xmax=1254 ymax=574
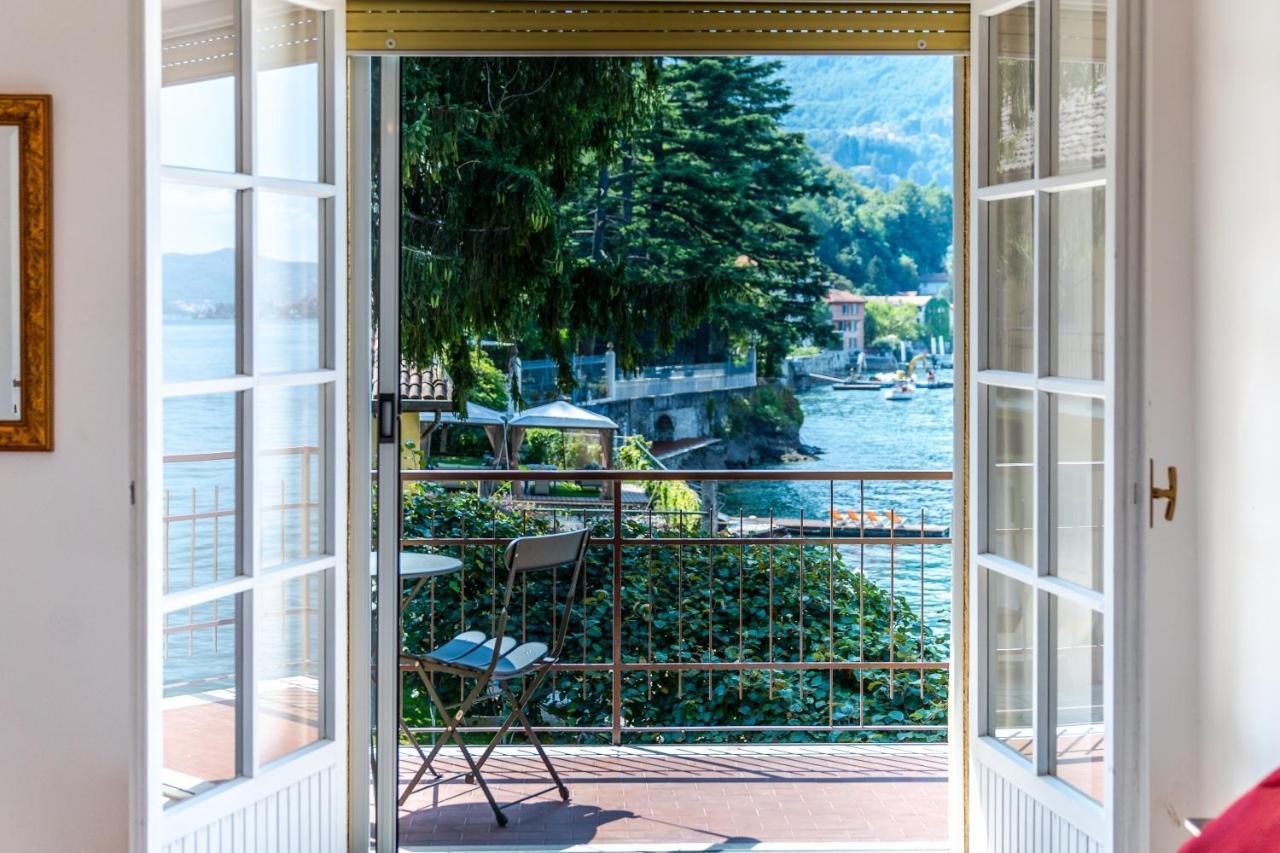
xmin=825 ymin=288 xmax=866 ymax=354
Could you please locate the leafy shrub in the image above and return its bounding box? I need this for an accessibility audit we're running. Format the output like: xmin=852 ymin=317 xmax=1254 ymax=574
xmin=618 ymin=434 xmax=702 ymax=521
xmin=723 ymin=384 xmax=804 ymax=440
xmin=521 ymin=428 xmax=562 ymax=464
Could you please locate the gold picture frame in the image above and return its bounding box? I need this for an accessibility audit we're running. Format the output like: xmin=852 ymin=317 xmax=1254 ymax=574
xmin=0 ymin=95 xmax=52 ymax=451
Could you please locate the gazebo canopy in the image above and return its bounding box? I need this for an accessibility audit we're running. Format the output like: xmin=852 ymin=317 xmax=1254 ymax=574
xmin=430 ymin=402 xmax=506 ymax=427
xmin=508 ymin=400 xmax=619 ymax=431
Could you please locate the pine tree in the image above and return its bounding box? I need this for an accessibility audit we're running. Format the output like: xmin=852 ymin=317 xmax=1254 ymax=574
xmin=568 ymin=58 xmax=830 ymax=375
xmin=398 ymin=58 xmax=657 ymax=407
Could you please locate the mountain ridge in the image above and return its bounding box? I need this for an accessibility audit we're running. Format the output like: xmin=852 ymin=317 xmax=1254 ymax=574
xmin=766 ymin=55 xmax=955 ymax=189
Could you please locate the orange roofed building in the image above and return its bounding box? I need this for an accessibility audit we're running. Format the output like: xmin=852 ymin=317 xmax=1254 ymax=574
xmin=825 ymin=288 xmax=866 ymax=354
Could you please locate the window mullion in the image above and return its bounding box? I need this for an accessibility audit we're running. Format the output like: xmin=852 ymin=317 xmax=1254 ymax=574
xmin=1033 ymin=588 xmax=1052 ymax=777
xmin=237 ymin=0 xmax=259 ymax=781
xmin=1034 ymin=0 xmax=1054 ymax=181
xmin=238 ymin=0 xmax=256 ymax=179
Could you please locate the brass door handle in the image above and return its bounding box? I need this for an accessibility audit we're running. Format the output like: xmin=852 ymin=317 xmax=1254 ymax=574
xmin=1150 ymin=460 xmax=1178 ymax=527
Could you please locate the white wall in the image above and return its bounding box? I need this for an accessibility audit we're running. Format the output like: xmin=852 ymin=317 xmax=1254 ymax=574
xmin=0 ymin=1 xmax=140 ymax=850
xmin=1142 ymin=1 xmax=1203 ymax=848
xmin=1189 ymin=0 xmax=1280 ymax=815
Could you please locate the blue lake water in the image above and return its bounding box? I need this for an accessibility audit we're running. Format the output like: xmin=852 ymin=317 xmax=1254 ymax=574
xmin=719 ymin=379 xmax=956 ymax=636
xmin=163 ymin=318 xmax=323 ymax=694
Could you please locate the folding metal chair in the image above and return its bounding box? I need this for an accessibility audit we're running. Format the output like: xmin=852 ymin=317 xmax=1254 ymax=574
xmin=399 ymin=527 xmax=590 ymax=825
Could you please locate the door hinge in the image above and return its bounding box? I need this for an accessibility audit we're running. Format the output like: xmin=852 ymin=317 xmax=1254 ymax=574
xmin=130 ymin=481 xmax=136 ymax=506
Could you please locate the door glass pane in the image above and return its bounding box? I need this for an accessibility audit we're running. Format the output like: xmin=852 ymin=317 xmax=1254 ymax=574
xmin=162 ymin=0 xmax=238 ymax=172
xmin=986 ymin=196 xmax=1035 ymax=373
xmin=987 ymin=387 xmax=1035 ymax=566
xmin=1054 ymin=0 xmax=1107 ymax=175
xmin=259 ymin=384 xmax=325 ymax=568
xmin=163 ymin=593 xmax=239 ymax=805
xmin=163 ymin=184 xmax=238 ymax=382
xmin=257 ymin=192 xmax=323 ymax=373
xmin=259 ymin=572 xmax=326 ymax=764
xmin=255 ymin=0 xmax=323 ymax=181
xmin=1050 ymin=186 xmax=1105 ymax=379
xmin=1053 ymin=597 xmax=1104 ymax=801
xmin=990 ymin=3 xmax=1036 ymax=184
xmin=164 ymin=394 xmax=239 ymax=592
xmin=1052 ymin=395 xmax=1104 ymax=591
xmin=988 ymin=573 xmax=1034 ymax=760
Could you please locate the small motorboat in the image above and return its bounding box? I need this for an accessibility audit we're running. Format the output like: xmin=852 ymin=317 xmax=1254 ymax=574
xmin=883 ymin=381 xmax=916 ymax=401
xmin=833 ymin=372 xmax=882 ymax=391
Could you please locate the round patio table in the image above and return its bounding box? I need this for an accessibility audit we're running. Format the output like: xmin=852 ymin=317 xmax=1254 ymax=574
xmin=370 ymin=551 xmax=463 ymax=614
xmin=370 ymin=551 xmax=465 ymax=776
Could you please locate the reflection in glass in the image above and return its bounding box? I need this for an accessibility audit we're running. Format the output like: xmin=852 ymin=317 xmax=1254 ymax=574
xmin=259 ymin=384 xmax=324 ymax=568
xmin=1051 ymin=187 xmax=1105 ymax=380
xmin=162 ymin=184 xmax=239 ymax=382
xmin=163 ymin=593 xmax=239 ymax=805
xmin=1055 ymin=0 xmax=1107 ymax=175
xmin=259 ymin=572 xmax=325 ymax=764
xmin=1 ymin=126 xmax=19 ymax=421
xmin=991 ymin=4 xmax=1036 ymax=184
xmin=163 ymin=394 xmax=239 ymax=593
xmin=1053 ymin=598 xmax=1104 ymax=801
xmin=988 ymin=573 xmax=1034 ymax=759
xmin=256 ymin=193 xmax=322 ymax=373
xmin=255 ymin=0 xmax=323 ymax=181
xmin=986 ymin=196 xmax=1035 ymax=373
xmin=162 ymin=0 xmax=238 ymax=171
xmin=988 ymin=387 xmax=1035 ymax=566
xmin=1052 ymin=395 xmax=1104 ymax=591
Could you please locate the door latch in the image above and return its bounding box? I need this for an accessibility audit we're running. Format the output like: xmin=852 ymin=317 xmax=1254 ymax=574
xmin=377 ymin=392 xmax=398 ymax=445
xmin=1149 ymin=459 xmax=1178 ymax=527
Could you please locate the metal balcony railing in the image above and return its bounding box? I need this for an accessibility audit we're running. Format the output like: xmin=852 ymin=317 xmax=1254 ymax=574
xmin=398 ymin=468 xmax=953 ymax=744
xmin=161 ymin=446 xmax=323 ymax=690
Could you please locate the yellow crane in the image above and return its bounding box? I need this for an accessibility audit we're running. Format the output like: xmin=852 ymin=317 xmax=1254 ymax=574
xmin=900 ymin=353 xmax=931 ymax=381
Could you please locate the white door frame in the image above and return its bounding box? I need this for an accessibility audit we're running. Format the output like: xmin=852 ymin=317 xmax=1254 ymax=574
xmin=345 ymin=53 xmax=405 ymax=852
xmin=348 ymin=50 xmax=980 ymax=853
xmin=140 ymin=0 xmax=349 ymax=847
xmin=967 ymin=0 xmax=1145 ymax=850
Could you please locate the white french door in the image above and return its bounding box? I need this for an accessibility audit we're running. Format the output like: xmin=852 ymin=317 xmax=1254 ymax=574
xmin=145 ymin=0 xmax=347 ymax=849
xmin=969 ymin=0 xmax=1138 ymax=849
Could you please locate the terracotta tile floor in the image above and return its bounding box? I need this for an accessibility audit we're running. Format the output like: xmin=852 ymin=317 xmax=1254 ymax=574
xmin=397 ymin=744 xmax=949 ymax=851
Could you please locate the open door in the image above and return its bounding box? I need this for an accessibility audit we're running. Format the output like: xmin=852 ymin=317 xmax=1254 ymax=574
xmin=969 ymin=0 xmax=1139 ymax=849
xmin=146 ymin=0 xmax=347 ymax=847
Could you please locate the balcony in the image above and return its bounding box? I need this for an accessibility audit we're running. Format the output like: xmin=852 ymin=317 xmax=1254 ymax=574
xmin=157 ymin=457 xmax=953 ymax=838
xmin=394 ymin=467 xmax=953 ymax=849
xmin=399 ymin=743 xmax=949 ymax=849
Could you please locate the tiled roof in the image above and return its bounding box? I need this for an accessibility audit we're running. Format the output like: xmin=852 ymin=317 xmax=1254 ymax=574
xmin=864 ymin=293 xmax=932 ymax=308
xmin=399 ymin=361 xmax=453 ymax=411
xmin=825 ymin=288 xmax=867 ymax=304
xmin=370 ymin=334 xmax=454 ymax=411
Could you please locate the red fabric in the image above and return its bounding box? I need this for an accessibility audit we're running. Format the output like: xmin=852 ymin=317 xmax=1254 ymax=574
xmin=1180 ymin=768 xmax=1280 ymax=852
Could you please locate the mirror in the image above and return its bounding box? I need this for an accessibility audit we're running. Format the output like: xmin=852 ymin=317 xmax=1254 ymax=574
xmin=0 ymin=95 xmax=52 ymax=450
xmin=2 ymin=126 xmax=20 ymax=421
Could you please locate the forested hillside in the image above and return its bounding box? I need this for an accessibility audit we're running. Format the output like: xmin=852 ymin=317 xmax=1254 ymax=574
xmin=767 ymin=55 xmax=954 ymax=189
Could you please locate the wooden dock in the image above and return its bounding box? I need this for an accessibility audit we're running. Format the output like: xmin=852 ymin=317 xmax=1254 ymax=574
xmin=729 ymin=517 xmax=950 ymax=539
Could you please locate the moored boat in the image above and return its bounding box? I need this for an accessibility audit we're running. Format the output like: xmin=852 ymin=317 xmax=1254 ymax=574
xmin=883 ymin=381 xmax=915 ymax=401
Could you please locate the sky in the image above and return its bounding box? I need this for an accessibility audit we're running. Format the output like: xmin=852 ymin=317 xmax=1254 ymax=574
xmin=162 ymin=63 xmax=320 ymax=263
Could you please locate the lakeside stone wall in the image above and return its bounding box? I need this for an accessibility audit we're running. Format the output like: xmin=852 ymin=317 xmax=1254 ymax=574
xmin=583 ymin=386 xmax=741 ymax=443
